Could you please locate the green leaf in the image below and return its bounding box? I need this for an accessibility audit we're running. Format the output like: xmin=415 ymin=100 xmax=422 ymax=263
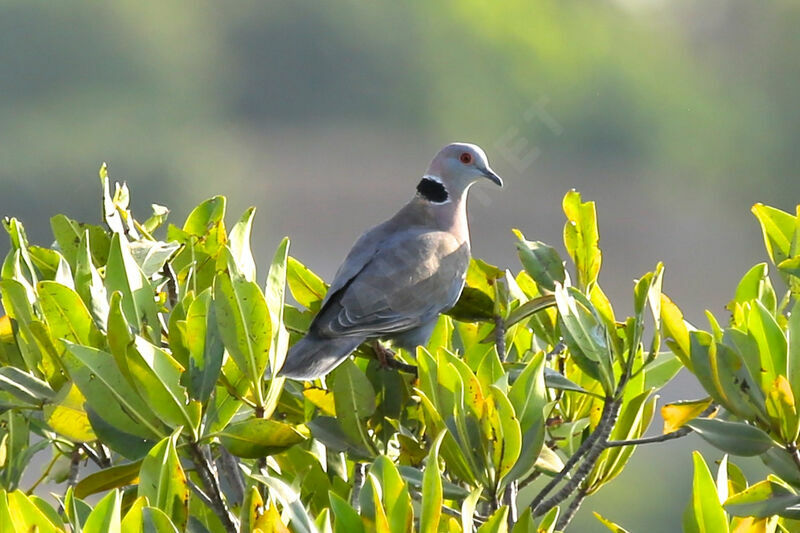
xmin=287 ymin=257 xmax=328 ymax=312
xmin=83 ymin=489 xmax=122 ymax=533
xmin=660 ymin=294 xmax=693 ymax=371
xmin=506 ymin=352 xmax=546 ymax=482
xmin=788 ymin=299 xmax=800 ymax=413
xmin=229 ymin=207 xmax=257 ymax=281
xmin=752 ymin=203 xmax=795 ymax=265
xmin=332 ymin=359 xmax=377 ymax=454
xmin=4 ymin=489 xmax=61 ymax=533
xmin=555 ymin=284 xmax=614 ymax=393
xmin=643 ymin=352 xmax=683 ymax=390
xmin=213 ymin=270 xmax=271 ymax=404
xmin=74 ymin=230 xmax=109 ymax=328
xmin=264 ymin=237 xmax=290 ymax=415
xmin=513 ymin=229 xmax=565 ymax=292
xmin=536 ymin=507 xmax=559 ymax=533
xmin=43 ymin=382 xmax=96 ymax=442
xmin=503 ymin=295 xmax=556 ymax=329
xmin=683 ymin=451 xmax=730 ymax=533
xmin=724 ymin=478 xmax=800 ymax=519
xmin=218 ymin=418 xmax=307 ymax=458
xmin=594 ymin=512 xmax=631 ymax=533
xmin=38 ymin=280 xmax=104 ymax=348
xmin=461 ymin=488 xmax=483 ymax=533
xmin=306 ymin=417 xmax=371 ymax=459
xmin=487 ymin=385 xmax=522 ymax=488
xmin=128 ymin=241 xmax=181 ymax=279
xmin=86 ymin=407 xmax=155 ymax=460
xmin=143 ymin=204 xmax=170 ymax=234
xmin=510 ymin=508 xmax=534 ymax=533
xmin=138 ymin=430 xmax=188 ymax=530
xmin=477 ymin=506 xmax=509 ymax=533
xmin=50 ymin=214 xmax=83 ymax=267
xmin=185 ymin=290 xmax=224 ymax=403
xmin=687 ymin=418 xmax=774 ymax=456
xmin=105 ymin=233 xmax=159 ymax=337
xmin=420 ymin=431 xmax=445 ymax=533
xmin=75 ymin=460 xmax=142 ymax=499
xmin=183 ymin=196 xmax=226 ymax=237
xmin=141 ymin=507 xmax=181 ymax=533
xmin=0 ymin=279 xmax=43 ymax=371
xmin=127 ymin=337 xmax=200 ymax=436
xmin=120 ymin=496 xmax=147 ymax=533
xmin=749 ymin=300 xmax=788 ymax=391
xmin=447 ymin=285 xmax=496 ymax=322
xmin=329 ymin=491 xmax=365 ymax=533
xmin=252 ymin=473 xmax=319 ymax=533
xmin=365 ymin=456 xmax=413 ymax=533
xmin=396 ymin=465 xmax=470 ymax=500
xmin=0 ymin=366 xmax=55 ymax=406
xmin=562 ymin=190 xmax=602 ymax=289
xmin=62 ymin=342 xmax=163 ymax=440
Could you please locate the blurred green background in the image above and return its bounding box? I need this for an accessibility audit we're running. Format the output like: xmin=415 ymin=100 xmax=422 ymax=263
xmin=1 ymin=1 xmax=798 ymax=530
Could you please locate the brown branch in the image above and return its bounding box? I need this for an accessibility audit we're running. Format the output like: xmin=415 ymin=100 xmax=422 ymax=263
xmin=494 ymin=314 xmax=506 ymax=362
xmin=502 ymin=481 xmax=518 ymax=529
xmin=528 ymin=397 xmax=615 ymax=513
xmin=556 ymin=488 xmax=588 ymax=530
xmin=189 ymin=443 xmax=238 ymax=533
xmin=532 ymin=398 xmax=622 ymax=517
xmin=67 ymin=447 xmax=82 ymax=489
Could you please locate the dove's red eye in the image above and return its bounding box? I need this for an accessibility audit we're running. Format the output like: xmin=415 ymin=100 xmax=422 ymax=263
xmin=459 ymin=152 xmax=473 ymax=164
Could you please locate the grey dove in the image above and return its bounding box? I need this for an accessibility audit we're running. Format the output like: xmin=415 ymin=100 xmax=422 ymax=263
xmin=279 ymin=143 xmax=503 ymax=380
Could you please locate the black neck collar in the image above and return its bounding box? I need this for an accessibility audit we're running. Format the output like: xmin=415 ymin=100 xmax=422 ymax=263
xmin=416 ymin=176 xmax=449 ymax=203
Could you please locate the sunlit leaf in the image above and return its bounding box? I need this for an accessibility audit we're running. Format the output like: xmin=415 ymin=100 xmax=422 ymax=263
xmin=218 ymin=418 xmax=307 ymax=458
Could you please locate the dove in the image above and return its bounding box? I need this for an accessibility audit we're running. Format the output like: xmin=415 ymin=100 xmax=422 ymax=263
xmin=279 ymin=142 xmax=503 ymax=380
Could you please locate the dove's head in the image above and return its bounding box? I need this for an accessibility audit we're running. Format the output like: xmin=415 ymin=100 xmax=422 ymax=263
xmin=421 ymin=143 xmax=502 ymax=203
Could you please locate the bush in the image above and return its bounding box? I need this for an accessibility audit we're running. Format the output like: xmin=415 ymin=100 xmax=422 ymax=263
xmin=0 ymin=165 xmax=799 ymax=532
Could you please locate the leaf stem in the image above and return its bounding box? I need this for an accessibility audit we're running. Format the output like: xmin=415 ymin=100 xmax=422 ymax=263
xmin=27 ymin=452 xmax=60 ymax=495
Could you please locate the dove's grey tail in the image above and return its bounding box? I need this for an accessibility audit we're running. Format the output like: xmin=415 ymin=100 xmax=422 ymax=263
xmin=279 ymin=332 xmax=365 ymax=380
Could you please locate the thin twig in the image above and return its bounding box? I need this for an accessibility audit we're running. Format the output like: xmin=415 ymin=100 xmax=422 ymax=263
xmin=351 ymin=462 xmax=366 ymax=511
xmin=79 ymin=443 xmax=108 ymax=469
xmin=787 ymin=444 xmax=800 ymax=472
xmin=605 ymin=404 xmax=717 ymax=448
xmin=502 ymin=481 xmax=518 ymax=528
xmin=556 ymin=488 xmax=588 ymax=530
xmin=518 ymin=469 xmax=542 ymax=491
xmin=67 ymin=447 xmax=82 ymax=489
xmin=188 ymin=480 xmax=216 ymax=510
xmin=494 ymin=314 xmax=506 ymax=362
xmin=27 ymin=453 xmax=61 ymax=495
xmin=373 ymin=341 xmax=418 ymax=375
xmin=189 ymin=443 xmax=238 ymax=533
xmin=605 ymin=427 xmax=693 ymax=448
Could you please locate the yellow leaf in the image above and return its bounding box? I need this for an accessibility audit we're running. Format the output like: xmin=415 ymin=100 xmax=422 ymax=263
xmin=0 ymin=315 xmax=13 ymax=342
xmin=44 ymin=383 xmax=96 ymax=442
xmin=303 ymin=387 xmax=336 ymax=416
xmin=260 ymin=502 xmax=290 ymax=533
xmin=661 ymin=398 xmax=713 ymax=434
xmin=766 ymin=375 xmax=799 ymax=442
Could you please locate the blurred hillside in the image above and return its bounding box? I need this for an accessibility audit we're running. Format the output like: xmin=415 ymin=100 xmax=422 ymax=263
xmin=1 ymin=1 xmax=798 ymax=530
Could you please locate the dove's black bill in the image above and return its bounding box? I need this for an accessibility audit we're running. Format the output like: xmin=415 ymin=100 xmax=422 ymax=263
xmin=482 ymin=169 xmax=503 ymax=187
